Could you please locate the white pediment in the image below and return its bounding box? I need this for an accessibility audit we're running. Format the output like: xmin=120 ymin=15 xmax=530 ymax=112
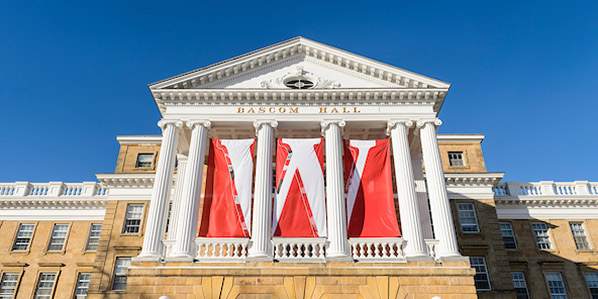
xmin=149 ymin=37 xmax=450 ymax=91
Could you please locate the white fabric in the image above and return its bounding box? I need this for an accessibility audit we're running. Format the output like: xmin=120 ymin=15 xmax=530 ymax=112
xmin=221 ymin=139 xmax=255 ymax=234
xmin=345 ymin=140 xmax=376 ymax=222
xmin=273 ymin=138 xmax=327 ymax=237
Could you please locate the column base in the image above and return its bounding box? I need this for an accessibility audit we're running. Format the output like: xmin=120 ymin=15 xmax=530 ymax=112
xmin=165 ymin=253 xmax=195 ymax=262
xmin=246 ymin=253 xmax=273 ymax=262
xmin=406 ymin=254 xmax=434 ymax=262
xmin=132 ymin=252 xmax=162 ymax=262
xmin=326 ymin=252 xmax=353 ymax=262
xmin=438 ymin=253 xmax=469 ymax=262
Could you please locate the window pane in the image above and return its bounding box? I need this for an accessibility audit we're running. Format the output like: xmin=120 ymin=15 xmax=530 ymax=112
xmin=86 ymin=223 xmax=102 ymax=251
xmin=500 ymin=222 xmax=518 ymax=250
xmin=511 ymin=272 xmax=529 ymax=299
xmin=458 ymin=203 xmax=479 ymax=233
xmin=111 ymin=258 xmax=131 ymax=291
xmin=470 ymin=257 xmax=491 ymax=290
xmin=0 ymin=273 xmax=19 ymax=299
xmin=47 ymin=224 xmax=69 ymax=251
xmin=12 ymin=223 xmax=34 ymax=251
xmin=75 ymin=273 xmax=91 ymax=298
xmin=585 ymin=273 xmax=598 ymax=299
xmin=34 ymin=273 xmax=56 ymax=299
xmin=136 ymin=154 xmax=153 ymax=168
xmin=545 ymin=272 xmax=568 ymax=299
xmin=123 ymin=204 xmax=144 ymax=234
xmin=570 ymin=222 xmax=590 ymax=250
xmin=533 ymin=223 xmax=552 ymax=250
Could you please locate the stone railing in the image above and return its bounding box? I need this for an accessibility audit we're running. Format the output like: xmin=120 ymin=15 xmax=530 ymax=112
xmin=272 ymin=237 xmax=327 ymax=262
xmin=424 ymin=239 xmax=439 ymax=261
xmin=349 ymin=238 xmax=406 ymax=262
xmin=0 ymin=182 xmax=109 ymax=198
xmin=194 ymin=238 xmax=249 ymax=262
xmin=494 ymin=181 xmax=598 ymax=197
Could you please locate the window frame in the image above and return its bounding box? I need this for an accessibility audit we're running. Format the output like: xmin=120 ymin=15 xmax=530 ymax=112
xmin=585 ymin=272 xmax=598 ymax=299
xmin=11 ymin=223 xmax=36 ymax=252
xmin=448 ymin=151 xmax=466 ymax=167
xmin=0 ymin=271 xmax=21 ymax=299
xmin=532 ymin=222 xmax=553 ymax=250
xmin=500 ymin=222 xmax=518 ymax=250
xmin=111 ymin=257 xmax=132 ymax=291
xmin=569 ymin=222 xmax=591 ymax=251
xmin=85 ymin=223 xmax=102 ymax=252
xmin=135 ymin=153 xmax=154 ymax=168
xmin=545 ymin=272 xmax=568 ymax=299
xmin=457 ymin=202 xmax=480 ymax=233
xmin=469 ymin=256 xmax=491 ymax=291
xmin=511 ymin=272 xmax=530 ymax=299
xmin=122 ymin=204 xmax=145 ymax=235
xmin=73 ymin=272 xmax=92 ymax=299
xmin=33 ymin=272 xmax=58 ymax=299
xmin=46 ymin=223 xmax=70 ymax=252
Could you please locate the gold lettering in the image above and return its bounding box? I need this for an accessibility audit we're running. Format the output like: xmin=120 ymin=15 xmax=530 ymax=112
xmin=353 ymin=107 xmax=360 ymax=113
xmin=343 ymin=107 xmax=349 ymax=113
xmin=289 ymin=107 xmax=298 ymax=113
xmin=248 ymin=108 xmax=255 ymax=113
xmin=269 ymin=107 xmax=276 ymax=113
xmin=258 ymin=107 xmax=265 ymax=113
xmin=237 ymin=107 xmax=245 ymax=113
xmin=279 ymin=107 xmax=286 ymax=113
xmin=331 ymin=108 xmax=339 ymax=113
xmin=319 ymin=107 xmax=327 ymax=113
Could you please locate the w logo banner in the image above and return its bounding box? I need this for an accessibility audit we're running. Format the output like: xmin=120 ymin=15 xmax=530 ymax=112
xmin=273 ymin=138 xmax=327 ymax=237
xmin=199 ymin=139 xmax=255 ymax=237
xmin=344 ymin=139 xmax=401 ymax=237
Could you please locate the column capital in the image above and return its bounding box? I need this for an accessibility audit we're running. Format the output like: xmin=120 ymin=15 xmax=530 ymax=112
xmin=158 ymin=119 xmax=183 ymax=130
xmin=320 ymin=120 xmax=346 ymax=136
xmin=253 ymin=120 xmax=278 ymax=136
xmin=416 ymin=118 xmax=442 ymax=129
xmin=176 ymin=154 xmax=188 ymax=163
xmin=386 ymin=119 xmax=413 ymax=135
xmin=186 ymin=120 xmax=211 ymax=129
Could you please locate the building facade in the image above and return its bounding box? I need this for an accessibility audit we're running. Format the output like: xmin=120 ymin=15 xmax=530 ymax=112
xmin=1 ymin=37 xmax=597 ymax=299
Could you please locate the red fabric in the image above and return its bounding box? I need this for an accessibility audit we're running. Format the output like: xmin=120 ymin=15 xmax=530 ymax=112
xmin=344 ymin=139 xmax=401 ymax=237
xmin=274 ymin=139 xmax=324 ymax=237
xmin=199 ymin=139 xmax=254 ymax=237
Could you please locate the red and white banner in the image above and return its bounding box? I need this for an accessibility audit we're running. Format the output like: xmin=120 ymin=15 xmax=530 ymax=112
xmin=344 ymin=139 xmax=401 ymax=238
xmin=199 ymin=139 xmax=255 ymax=238
xmin=273 ymin=138 xmax=327 ymax=237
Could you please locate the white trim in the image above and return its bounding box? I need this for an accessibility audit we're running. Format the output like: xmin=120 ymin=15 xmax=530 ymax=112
xmin=438 ymin=134 xmax=485 ymax=143
xmin=116 ymin=135 xmax=161 ymax=145
xmin=0 ymin=208 xmax=106 ymax=221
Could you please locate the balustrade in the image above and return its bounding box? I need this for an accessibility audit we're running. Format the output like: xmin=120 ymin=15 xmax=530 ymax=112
xmin=272 ymin=237 xmax=327 ymax=262
xmin=495 ymin=181 xmax=598 ymax=197
xmin=194 ymin=238 xmax=249 ymax=262
xmin=0 ymin=182 xmax=108 ymax=198
xmin=348 ymin=238 xmax=406 ymax=262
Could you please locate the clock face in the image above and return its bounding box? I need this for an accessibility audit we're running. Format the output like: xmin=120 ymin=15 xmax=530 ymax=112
xmin=285 ymin=79 xmax=314 ymax=89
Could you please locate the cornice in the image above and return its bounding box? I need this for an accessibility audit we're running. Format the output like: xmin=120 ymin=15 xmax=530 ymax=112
xmin=0 ymin=198 xmax=107 ymax=209
xmin=117 ymin=135 xmax=161 ymax=145
xmin=95 ymin=173 xmax=156 ymax=188
xmin=495 ymin=196 xmax=598 ymax=207
xmin=442 ymin=173 xmax=505 ymax=187
xmin=437 ymin=134 xmax=485 ymax=143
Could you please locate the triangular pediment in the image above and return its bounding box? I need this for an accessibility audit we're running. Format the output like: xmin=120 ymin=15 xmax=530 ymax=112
xmin=149 ymin=37 xmax=450 ymax=91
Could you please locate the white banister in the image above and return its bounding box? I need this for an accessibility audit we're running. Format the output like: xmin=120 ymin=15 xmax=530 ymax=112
xmin=349 ymin=238 xmax=406 ymax=262
xmin=272 ymin=237 xmax=327 ymax=263
xmin=495 ymin=181 xmax=598 ymax=197
xmin=195 ymin=238 xmax=249 ymax=263
xmin=0 ymin=182 xmax=108 ymax=198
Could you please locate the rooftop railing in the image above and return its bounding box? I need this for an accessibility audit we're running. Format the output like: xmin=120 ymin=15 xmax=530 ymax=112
xmin=494 ymin=181 xmax=598 ymax=197
xmin=0 ymin=182 xmax=108 ymax=198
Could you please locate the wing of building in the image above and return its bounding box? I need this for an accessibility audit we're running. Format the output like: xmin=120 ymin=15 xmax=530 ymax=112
xmin=1 ymin=37 xmax=597 ymax=299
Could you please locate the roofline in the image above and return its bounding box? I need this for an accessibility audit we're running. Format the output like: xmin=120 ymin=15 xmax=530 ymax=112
xmin=116 ymin=135 xmax=162 ymax=145
xmin=437 ymin=134 xmax=485 ymax=143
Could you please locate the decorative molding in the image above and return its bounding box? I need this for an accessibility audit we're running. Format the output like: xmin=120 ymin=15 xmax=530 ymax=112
xmin=260 ymin=66 xmax=341 ymax=89
xmin=386 ymin=119 xmax=413 ymax=135
xmin=185 ymin=119 xmax=211 ymax=129
xmin=96 ymin=174 xmax=156 ymax=188
xmin=416 ymin=118 xmax=442 ymax=128
xmin=116 ymin=135 xmax=162 ymax=145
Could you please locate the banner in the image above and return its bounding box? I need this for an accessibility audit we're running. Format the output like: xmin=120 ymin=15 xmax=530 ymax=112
xmin=199 ymin=139 xmax=255 ymax=237
xmin=273 ymin=138 xmax=327 ymax=237
xmin=344 ymin=139 xmax=401 ymax=237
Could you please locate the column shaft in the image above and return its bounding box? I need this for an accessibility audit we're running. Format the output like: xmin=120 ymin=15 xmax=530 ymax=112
xmin=247 ymin=120 xmax=277 ymax=260
xmin=166 ymin=155 xmax=188 ymax=243
xmin=170 ymin=120 xmax=210 ymax=260
xmin=321 ymin=120 xmax=350 ymax=260
xmin=411 ymin=151 xmax=434 ymax=239
xmin=388 ymin=120 xmax=427 ymax=258
xmin=418 ymin=119 xmax=461 ymax=259
xmin=136 ymin=120 xmax=181 ymax=261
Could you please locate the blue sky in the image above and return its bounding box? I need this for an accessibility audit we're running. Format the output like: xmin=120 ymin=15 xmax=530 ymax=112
xmin=0 ymin=1 xmax=596 ymax=182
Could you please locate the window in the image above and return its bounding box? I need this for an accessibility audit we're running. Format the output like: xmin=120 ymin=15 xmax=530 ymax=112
xmin=165 ymin=202 xmax=172 ymax=235
xmin=12 ymin=223 xmax=34 ymax=251
xmin=135 ymin=153 xmax=153 ymax=168
xmin=500 ymin=222 xmax=518 ymax=249
xmin=85 ymin=224 xmax=102 ymax=251
xmin=545 ymin=272 xmax=568 ymax=299
xmin=111 ymin=257 xmax=131 ymax=291
xmin=34 ymin=273 xmax=56 ymax=299
xmin=511 ymin=272 xmax=530 ymax=299
xmin=457 ymin=203 xmax=479 ymax=233
xmin=570 ymin=222 xmax=590 ymax=250
xmin=123 ymin=204 xmax=144 ymax=234
xmin=74 ymin=273 xmax=91 ymax=298
xmin=0 ymin=272 xmax=19 ymax=299
xmin=470 ymin=256 xmax=491 ymax=290
xmin=448 ymin=151 xmax=465 ymax=166
xmin=532 ymin=222 xmax=552 ymax=250
xmin=47 ymin=224 xmax=69 ymax=251
xmin=585 ymin=273 xmax=598 ymax=299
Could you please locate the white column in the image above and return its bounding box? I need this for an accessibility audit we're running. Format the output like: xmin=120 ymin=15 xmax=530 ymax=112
xmin=387 ymin=120 xmax=427 ymax=259
xmin=417 ymin=119 xmax=462 ymax=259
xmin=163 ymin=155 xmax=188 ymax=252
xmin=169 ymin=120 xmax=211 ymax=261
xmin=136 ymin=120 xmax=182 ymax=261
xmin=321 ymin=120 xmax=351 ymax=260
xmin=411 ymin=151 xmax=434 ymax=240
xmin=247 ymin=120 xmax=277 ymax=261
